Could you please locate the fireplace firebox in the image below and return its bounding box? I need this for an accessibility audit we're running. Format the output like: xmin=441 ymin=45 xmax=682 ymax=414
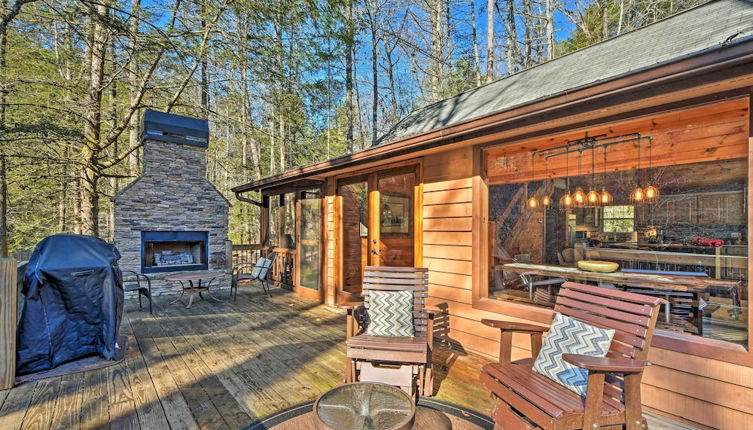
xmin=141 ymin=231 xmax=209 ymax=273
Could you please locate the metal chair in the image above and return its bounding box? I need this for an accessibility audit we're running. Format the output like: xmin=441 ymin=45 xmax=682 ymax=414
xmin=123 ymin=271 xmax=152 ymax=314
xmin=230 ymin=252 xmax=277 ymax=300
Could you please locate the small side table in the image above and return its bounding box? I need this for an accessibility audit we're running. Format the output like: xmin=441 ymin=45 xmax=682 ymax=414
xmin=166 ymin=271 xmax=223 ymax=309
xmin=314 ymin=382 xmax=415 ymax=430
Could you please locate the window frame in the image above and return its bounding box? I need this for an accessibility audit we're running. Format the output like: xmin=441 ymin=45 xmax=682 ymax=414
xmin=471 ymin=97 xmax=753 ymax=366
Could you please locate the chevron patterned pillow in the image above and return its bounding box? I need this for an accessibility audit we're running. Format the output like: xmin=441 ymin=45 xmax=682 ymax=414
xmin=365 ymin=290 xmax=415 ymax=337
xmin=532 ymin=312 xmax=615 ymax=397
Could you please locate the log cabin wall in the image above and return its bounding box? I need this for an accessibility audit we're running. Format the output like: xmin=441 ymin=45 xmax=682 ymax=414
xmin=420 ymin=97 xmax=753 ymax=429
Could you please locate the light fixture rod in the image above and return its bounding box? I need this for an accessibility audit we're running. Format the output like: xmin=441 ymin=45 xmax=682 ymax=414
xmin=538 ymin=133 xmax=652 ymax=160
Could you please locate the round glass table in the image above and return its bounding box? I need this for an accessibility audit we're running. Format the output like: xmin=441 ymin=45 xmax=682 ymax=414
xmin=314 ymin=382 xmax=416 ymax=430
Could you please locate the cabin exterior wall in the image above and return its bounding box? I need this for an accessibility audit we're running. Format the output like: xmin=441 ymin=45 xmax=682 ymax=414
xmin=417 ymin=99 xmax=753 ymax=429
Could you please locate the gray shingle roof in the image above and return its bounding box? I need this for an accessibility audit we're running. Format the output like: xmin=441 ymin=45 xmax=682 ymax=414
xmin=375 ymin=0 xmax=753 ymax=146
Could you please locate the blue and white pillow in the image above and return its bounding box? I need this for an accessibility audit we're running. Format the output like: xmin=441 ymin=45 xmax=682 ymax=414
xmin=366 ymin=290 xmax=415 ymax=337
xmin=532 ymin=313 xmax=615 ymax=396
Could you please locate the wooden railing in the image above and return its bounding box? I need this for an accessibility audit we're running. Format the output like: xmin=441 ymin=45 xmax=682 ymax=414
xmin=230 ymin=244 xmax=295 ymax=287
xmin=231 ymin=243 xmax=264 ymax=269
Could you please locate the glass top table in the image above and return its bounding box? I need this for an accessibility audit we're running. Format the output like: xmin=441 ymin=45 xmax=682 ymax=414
xmin=314 ymin=382 xmax=416 ymax=430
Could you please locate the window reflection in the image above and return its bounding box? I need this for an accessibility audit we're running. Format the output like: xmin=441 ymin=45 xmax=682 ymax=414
xmin=488 ymin=156 xmax=748 ymax=346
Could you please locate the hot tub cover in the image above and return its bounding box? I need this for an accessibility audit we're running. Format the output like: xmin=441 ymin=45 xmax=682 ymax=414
xmin=17 ymin=234 xmax=124 ymax=375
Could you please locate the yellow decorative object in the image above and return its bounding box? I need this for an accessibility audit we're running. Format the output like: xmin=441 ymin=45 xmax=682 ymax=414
xmin=577 ymin=260 xmax=619 ymax=273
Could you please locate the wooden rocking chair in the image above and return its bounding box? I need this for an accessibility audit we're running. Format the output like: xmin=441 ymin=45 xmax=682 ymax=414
xmin=342 ymin=266 xmax=435 ymax=397
xmin=480 ymin=281 xmax=664 ymax=430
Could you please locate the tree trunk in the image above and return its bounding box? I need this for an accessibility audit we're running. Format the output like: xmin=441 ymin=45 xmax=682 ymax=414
xmin=430 ymin=0 xmax=443 ymax=100
xmin=600 ymin=0 xmax=609 ymax=40
xmin=368 ymin=1 xmax=378 ymax=143
xmin=503 ymin=0 xmax=518 ymax=74
xmin=485 ymin=0 xmax=494 ymax=82
xmin=80 ymin=3 xmax=108 ymax=237
xmin=238 ymin=14 xmax=261 ymax=180
xmin=108 ymin=38 xmax=117 ymax=241
xmin=522 ymin=0 xmax=532 ymax=68
xmin=274 ymin=5 xmax=286 ymax=173
xmin=545 ymin=0 xmax=554 ymax=60
xmin=128 ymin=0 xmax=140 ymax=176
xmin=470 ymin=0 xmax=481 ymax=86
xmin=0 ymin=0 xmax=8 ymax=257
xmin=200 ymin=3 xmax=210 ymax=118
xmin=345 ymin=0 xmax=354 ymax=152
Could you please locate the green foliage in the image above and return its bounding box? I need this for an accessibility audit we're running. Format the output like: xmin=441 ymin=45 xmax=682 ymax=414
xmin=0 ymin=0 xmax=706 ymax=255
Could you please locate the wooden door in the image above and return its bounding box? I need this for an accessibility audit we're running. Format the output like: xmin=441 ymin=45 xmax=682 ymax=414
xmin=337 ymin=166 xmax=419 ymax=301
xmin=374 ymin=169 xmax=416 ymax=267
xmin=339 ymin=177 xmax=370 ymax=301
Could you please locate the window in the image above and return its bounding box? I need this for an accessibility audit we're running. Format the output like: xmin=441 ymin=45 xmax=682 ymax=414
xmin=299 ymin=190 xmax=322 ymax=290
xmin=283 ymin=192 xmax=295 ymax=249
xmin=485 ymin=101 xmax=749 ymax=347
xmin=603 ymin=205 xmax=634 ymax=233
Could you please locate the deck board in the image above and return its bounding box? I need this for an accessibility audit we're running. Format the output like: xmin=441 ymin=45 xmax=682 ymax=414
xmin=0 ymin=286 xmax=697 ymax=429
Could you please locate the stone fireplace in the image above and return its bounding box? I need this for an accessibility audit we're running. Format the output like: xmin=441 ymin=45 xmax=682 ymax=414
xmin=114 ymin=110 xmax=230 ymax=295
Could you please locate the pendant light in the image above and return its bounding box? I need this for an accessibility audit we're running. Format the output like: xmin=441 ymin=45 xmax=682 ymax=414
xmin=541 ymin=155 xmax=552 ymax=208
xmin=526 ymin=153 xmax=539 ymax=209
xmin=585 ymin=145 xmax=600 ymax=207
xmin=630 ymin=140 xmax=645 ymax=203
xmin=599 ymin=145 xmax=613 ymax=205
xmin=644 ymin=138 xmax=659 ymax=203
xmin=560 ymin=145 xmax=574 ymax=210
xmin=572 ymin=150 xmax=586 ymax=206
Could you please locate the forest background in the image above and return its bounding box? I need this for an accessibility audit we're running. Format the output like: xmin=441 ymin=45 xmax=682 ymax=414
xmin=0 ymin=0 xmax=704 ymax=256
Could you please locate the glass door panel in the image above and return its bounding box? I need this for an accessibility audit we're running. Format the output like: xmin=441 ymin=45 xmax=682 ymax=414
xmin=377 ymin=171 xmax=415 ymax=267
xmin=299 ymin=196 xmax=321 ymax=290
xmin=340 ymin=180 xmax=369 ymax=294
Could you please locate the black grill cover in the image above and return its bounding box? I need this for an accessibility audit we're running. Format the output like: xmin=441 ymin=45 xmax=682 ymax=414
xmin=16 ymin=234 xmax=124 ymax=375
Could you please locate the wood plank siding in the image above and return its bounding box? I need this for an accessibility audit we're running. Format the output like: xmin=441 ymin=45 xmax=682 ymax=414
xmin=413 ymin=99 xmax=753 ymax=429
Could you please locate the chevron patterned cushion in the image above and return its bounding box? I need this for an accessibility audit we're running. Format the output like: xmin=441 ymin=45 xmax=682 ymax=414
xmin=532 ymin=313 xmax=615 ymax=396
xmin=365 ymin=290 xmax=415 ymax=337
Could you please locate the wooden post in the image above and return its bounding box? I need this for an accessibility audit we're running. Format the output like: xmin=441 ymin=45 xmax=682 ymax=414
xmin=0 ymin=258 xmax=17 ymax=389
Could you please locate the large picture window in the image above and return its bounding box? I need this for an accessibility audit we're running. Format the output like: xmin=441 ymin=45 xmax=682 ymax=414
xmin=485 ymin=100 xmax=749 ymax=347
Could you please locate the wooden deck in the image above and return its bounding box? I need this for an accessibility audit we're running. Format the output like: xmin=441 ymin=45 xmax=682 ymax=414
xmin=0 ymin=286 xmax=696 ymax=429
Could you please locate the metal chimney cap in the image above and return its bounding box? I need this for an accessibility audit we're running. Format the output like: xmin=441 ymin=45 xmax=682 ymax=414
xmin=141 ymin=109 xmax=209 ymax=148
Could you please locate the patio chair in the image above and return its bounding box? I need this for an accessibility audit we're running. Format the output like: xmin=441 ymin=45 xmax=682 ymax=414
xmin=480 ymin=281 xmax=664 ymax=430
xmin=230 ymin=251 xmax=277 ymax=300
xmin=342 ymin=266 xmax=435 ymax=398
xmin=123 ymin=271 xmax=152 ymax=314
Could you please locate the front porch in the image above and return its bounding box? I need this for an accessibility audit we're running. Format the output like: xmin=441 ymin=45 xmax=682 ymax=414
xmin=0 ymin=286 xmax=693 ymax=429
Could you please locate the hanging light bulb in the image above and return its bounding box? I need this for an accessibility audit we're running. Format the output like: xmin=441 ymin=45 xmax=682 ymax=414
xmin=644 ymin=138 xmax=659 ymax=203
xmin=600 ymin=188 xmax=614 ymax=205
xmin=541 ymin=155 xmax=552 ymax=208
xmin=527 ymin=153 xmax=539 ymax=210
xmin=630 ymin=186 xmax=645 ymax=202
xmin=560 ymin=145 xmax=573 ymax=210
xmin=630 ymin=140 xmax=645 ymax=204
xmin=573 ymin=187 xmax=586 ymax=205
xmin=560 ymin=191 xmax=574 ymax=208
xmin=572 ymin=150 xmax=586 ymax=205
xmin=586 ymin=189 xmax=600 ymax=205
xmin=600 ymin=145 xmax=613 ymax=205
xmin=585 ymin=144 xmax=599 ymax=207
